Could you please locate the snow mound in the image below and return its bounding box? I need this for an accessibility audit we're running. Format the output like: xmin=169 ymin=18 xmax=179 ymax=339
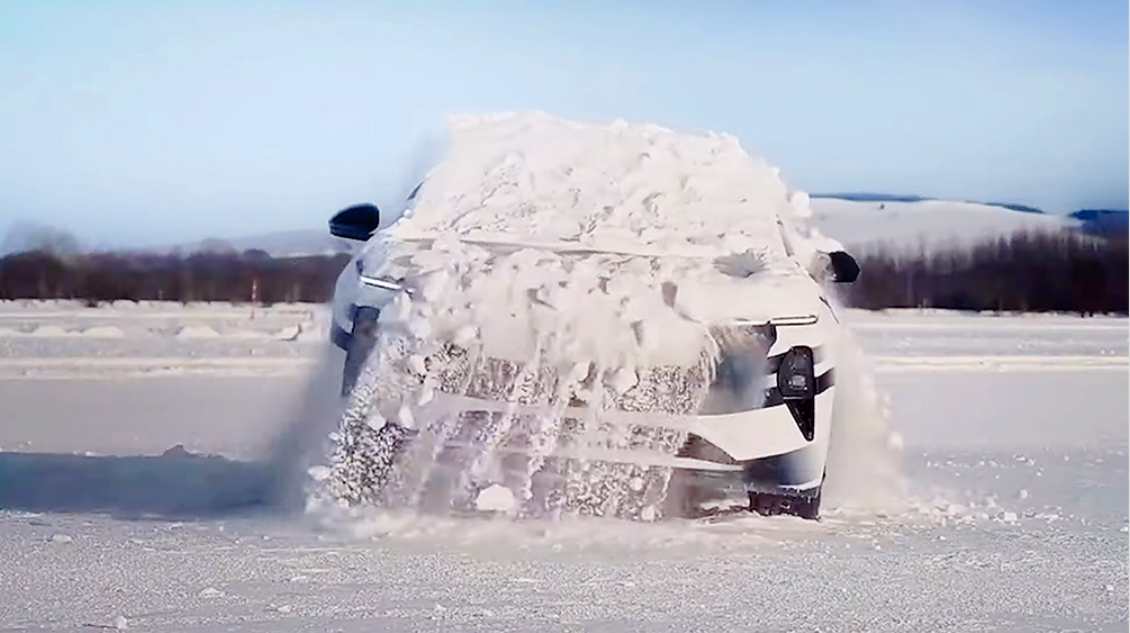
xmin=176 ymin=325 xmax=220 ymax=339
xmin=0 ymin=327 xmax=20 ymax=337
xmin=30 ymin=325 xmax=72 ymax=337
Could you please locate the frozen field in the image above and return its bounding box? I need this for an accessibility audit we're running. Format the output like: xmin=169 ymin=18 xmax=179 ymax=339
xmin=0 ymin=301 xmax=1126 ymax=632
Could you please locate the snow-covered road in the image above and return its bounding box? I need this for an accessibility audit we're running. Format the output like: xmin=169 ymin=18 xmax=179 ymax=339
xmin=0 ymin=304 xmax=1126 ymax=632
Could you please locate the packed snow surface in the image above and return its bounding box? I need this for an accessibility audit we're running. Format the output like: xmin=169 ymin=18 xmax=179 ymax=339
xmin=0 ymin=303 xmax=1126 ymax=631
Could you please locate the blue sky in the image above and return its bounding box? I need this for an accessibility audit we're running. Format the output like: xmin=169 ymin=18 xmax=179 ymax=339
xmin=1 ymin=0 xmax=1126 ymax=247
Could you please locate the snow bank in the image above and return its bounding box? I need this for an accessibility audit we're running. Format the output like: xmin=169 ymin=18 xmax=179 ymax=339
xmin=30 ymin=325 xmax=73 ymax=337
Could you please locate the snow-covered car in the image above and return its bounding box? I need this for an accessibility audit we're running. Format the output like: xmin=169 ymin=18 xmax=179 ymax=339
xmin=323 ymin=113 xmax=860 ymax=520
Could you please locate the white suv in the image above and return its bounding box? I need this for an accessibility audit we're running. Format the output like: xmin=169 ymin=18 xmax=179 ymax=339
xmin=324 ymin=114 xmax=860 ymax=520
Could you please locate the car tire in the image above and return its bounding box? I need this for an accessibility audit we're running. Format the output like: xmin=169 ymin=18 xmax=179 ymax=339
xmin=748 ymin=477 xmax=823 ymax=520
xmin=341 ymin=307 xmax=381 ymax=397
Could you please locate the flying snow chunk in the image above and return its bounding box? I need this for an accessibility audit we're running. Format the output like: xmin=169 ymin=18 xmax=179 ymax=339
xmin=606 ymin=367 xmax=639 ymax=395
xmin=397 ymin=404 xmax=416 ymax=429
xmin=307 ymin=466 xmax=331 ymax=482
xmin=408 ymin=354 xmax=428 ymax=375
xmin=453 ymin=325 xmax=478 ymax=346
xmin=475 ymin=484 xmax=517 ymax=513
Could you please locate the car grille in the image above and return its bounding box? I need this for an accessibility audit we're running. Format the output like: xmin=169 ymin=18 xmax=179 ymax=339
xmin=420 ymin=322 xmax=776 ymax=417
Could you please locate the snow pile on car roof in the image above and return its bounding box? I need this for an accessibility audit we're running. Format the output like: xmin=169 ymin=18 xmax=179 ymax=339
xmin=391 ymin=110 xmax=836 ymax=264
xmin=364 ymin=112 xmax=839 ymax=367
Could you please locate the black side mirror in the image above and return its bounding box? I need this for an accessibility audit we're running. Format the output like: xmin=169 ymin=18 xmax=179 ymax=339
xmin=329 ymin=204 xmax=380 ymax=241
xmin=827 ymin=251 xmax=860 ymax=283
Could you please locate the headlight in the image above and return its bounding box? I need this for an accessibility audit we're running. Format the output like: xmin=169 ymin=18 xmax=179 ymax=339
xmin=777 ymin=346 xmax=816 ymax=441
xmin=359 ymin=274 xmax=413 ymax=295
xmin=777 ymin=346 xmax=814 ymax=399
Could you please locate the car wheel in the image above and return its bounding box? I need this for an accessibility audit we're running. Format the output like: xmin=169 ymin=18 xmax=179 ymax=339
xmin=341 ymin=307 xmax=380 ymax=397
xmin=748 ymin=472 xmax=824 ymax=521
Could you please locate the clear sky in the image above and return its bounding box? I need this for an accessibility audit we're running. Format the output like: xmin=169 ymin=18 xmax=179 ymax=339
xmin=1 ymin=0 xmax=1126 ymax=247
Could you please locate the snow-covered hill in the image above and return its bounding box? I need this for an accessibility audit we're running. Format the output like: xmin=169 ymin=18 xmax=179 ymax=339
xmin=809 ymin=198 xmax=1079 ymax=255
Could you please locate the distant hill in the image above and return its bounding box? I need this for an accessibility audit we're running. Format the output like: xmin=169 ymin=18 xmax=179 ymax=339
xmin=813 ymin=192 xmax=1047 ymax=214
xmin=812 ymin=192 xmax=1127 ymax=238
xmin=810 ymin=192 xmax=930 ymax=203
xmin=808 ymin=198 xmax=1077 ymax=256
xmin=981 ymin=202 xmax=1045 ymax=215
xmin=168 ymin=229 xmax=344 ymax=258
xmin=1069 ymin=209 xmax=1129 ymax=234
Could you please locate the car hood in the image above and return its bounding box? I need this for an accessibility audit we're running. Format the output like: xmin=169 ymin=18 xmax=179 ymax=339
xmin=361 ymin=231 xmax=827 ymax=368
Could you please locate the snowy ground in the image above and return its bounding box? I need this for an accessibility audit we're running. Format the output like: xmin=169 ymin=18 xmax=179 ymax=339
xmin=0 ymin=302 xmax=1126 ymax=632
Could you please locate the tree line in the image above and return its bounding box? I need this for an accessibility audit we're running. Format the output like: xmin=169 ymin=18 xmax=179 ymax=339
xmin=1 ymin=229 xmax=1126 ymax=314
xmin=838 ymin=229 xmax=1127 ymax=315
xmin=0 ymin=249 xmax=350 ymax=305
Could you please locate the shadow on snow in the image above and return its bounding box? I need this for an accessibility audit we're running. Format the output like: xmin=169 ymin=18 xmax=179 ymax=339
xmin=0 ymin=445 xmax=286 ymax=519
